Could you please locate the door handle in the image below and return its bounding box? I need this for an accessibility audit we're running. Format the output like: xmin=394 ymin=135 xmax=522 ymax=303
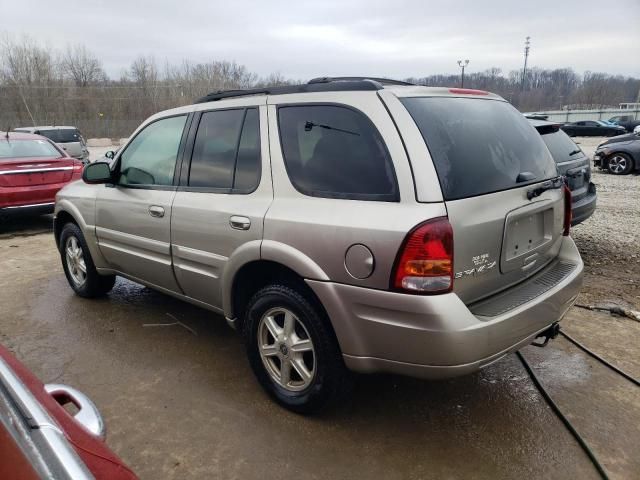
xmin=229 ymin=215 xmax=251 ymax=230
xmin=148 ymin=205 xmax=165 ymax=218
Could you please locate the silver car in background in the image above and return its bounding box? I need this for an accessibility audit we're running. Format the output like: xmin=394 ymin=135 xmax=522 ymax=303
xmin=53 ymin=77 xmax=583 ymax=413
xmin=14 ymin=126 xmax=90 ymax=163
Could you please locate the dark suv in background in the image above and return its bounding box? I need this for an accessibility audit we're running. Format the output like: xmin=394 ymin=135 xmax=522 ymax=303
xmin=530 ymin=119 xmax=597 ymax=225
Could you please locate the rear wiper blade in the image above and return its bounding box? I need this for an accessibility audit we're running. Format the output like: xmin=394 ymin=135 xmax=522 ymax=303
xmin=569 ymin=149 xmax=582 ymax=156
xmin=304 ymin=121 xmax=359 ymax=136
xmin=527 ymin=176 xmax=564 ymax=200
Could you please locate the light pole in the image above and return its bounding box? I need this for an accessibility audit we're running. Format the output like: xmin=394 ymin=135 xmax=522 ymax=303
xmin=521 ymin=36 xmax=531 ymax=91
xmin=457 ymin=60 xmax=469 ymax=88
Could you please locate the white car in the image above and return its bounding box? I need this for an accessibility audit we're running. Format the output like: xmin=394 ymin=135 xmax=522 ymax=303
xmin=634 ymin=125 xmax=640 ymax=135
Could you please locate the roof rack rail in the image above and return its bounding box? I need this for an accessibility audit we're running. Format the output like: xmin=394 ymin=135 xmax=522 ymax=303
xmin=194 ymin=76 xmax=413 ymax=104
xmin=307 ymin=76 xmax=415 ymax=86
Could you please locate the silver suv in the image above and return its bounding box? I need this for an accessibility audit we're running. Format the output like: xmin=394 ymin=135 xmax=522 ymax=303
xmin=54 ymin=77 xmax=583 ymax=413
xmin=14 ymin=126 xmax=90 ymax=163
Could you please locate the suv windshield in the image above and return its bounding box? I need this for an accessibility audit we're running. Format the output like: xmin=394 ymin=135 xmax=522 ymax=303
xmin=540 ymin=130 xmax=583 ymax=162
xmin=38 ymin=129 xmax=82 ymax=143
xmin=401 ymin=97 xmax=556 ymax=200
xmin=0 ymin=139 xmax=62 ymax=159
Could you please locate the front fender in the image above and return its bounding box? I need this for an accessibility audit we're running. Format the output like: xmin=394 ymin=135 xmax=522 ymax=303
xmin=54 ymin=198 xmax=108 ymax=269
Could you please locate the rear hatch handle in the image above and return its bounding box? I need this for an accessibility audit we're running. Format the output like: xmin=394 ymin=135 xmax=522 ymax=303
xmin=526 ymin=176 xmax=564 ymax=200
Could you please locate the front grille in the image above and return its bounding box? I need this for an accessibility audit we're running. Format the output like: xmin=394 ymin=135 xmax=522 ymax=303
xmin=469 ymin=261 xmax=577 ymax=317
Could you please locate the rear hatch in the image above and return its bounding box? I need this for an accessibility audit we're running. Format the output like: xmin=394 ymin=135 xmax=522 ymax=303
xmin=401 ymin=95 xmax=564 ymax=304
xmin=537 ymin=126 xmax=591 ymax=203
xmin=0 ymin=157 xmax=75 ymax=187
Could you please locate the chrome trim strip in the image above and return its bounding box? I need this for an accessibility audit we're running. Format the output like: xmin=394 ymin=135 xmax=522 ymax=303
xmin=0 ymin=166 xmax=74 ymax=175
xmin=4 ymin=202 xmax=55 ymax=210
xmin=0 ymin=358 xmax=95 ymax=480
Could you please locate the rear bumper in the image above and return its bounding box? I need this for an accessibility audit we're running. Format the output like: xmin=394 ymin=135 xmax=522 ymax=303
xmin=0 ymin=182 xmax=70 ymax=217
xmin=0 ymin=201 xmax=55 ymax=217
xmin=307 ymin=236 xmax=583 ymax=379
xmin=571 ymin=182 xmax=597 ymax=226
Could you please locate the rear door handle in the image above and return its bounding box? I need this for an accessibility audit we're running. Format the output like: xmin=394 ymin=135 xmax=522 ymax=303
xmin=148 ymin=205 xmax=165 ymax=218
xmin=229 ymin=215 xmax=251 ymax=230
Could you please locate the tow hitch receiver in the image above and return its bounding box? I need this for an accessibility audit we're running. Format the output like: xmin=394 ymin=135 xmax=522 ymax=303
xmin=531 ymin=323 xmax=560 ymax=348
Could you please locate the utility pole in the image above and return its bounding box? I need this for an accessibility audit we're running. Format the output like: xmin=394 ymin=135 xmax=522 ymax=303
xmin=521 ymin=36 xmax=531 ymax=91
xmin=457 ymin=59 xmax=469 ymax=88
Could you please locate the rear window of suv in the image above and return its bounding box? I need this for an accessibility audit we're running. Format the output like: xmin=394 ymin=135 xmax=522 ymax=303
xmin=38 ymin=129 xmax=82 ymax=143
xmin=401 ymin=97 xmax=556 ymax=201
xmin=539 ymin=130 xmax=583 ymax=163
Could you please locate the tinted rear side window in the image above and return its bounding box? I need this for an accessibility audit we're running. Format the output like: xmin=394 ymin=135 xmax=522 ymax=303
xmin=401 ymin=97 xmax=556 ymax=200
xmin=189 ymin=108 xmax=261 ymax=191
xmin=540 ymin=130 xmax=583 ymax=163
xmin=278 ymin=105 xmax=398 ymax=201
xmin=39 ymin=129 xmax=81 ymax=143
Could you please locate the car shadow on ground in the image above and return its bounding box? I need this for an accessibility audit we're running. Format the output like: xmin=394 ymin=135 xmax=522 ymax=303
xmin=0 ymin=214 xmax=53 ymax=238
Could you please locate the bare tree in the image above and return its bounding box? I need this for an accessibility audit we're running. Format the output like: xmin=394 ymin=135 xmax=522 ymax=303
xmin=61 ymin=44 xmax=105 ymax=87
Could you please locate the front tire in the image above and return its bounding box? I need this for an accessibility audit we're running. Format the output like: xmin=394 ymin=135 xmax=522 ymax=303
xmin=59 ymin=223 xmax=116 ymax=297
xmin=606 ymin=153 xmax=633 ymax=175
xmin=243 ymin=284 xmax=350 ymax=414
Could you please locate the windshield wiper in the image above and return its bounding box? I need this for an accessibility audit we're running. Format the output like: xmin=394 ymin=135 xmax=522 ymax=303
xmin=526 ymin=176 xmax=564 ymax=200
xmin=569 ymin=149 xmax=582 ymax=156
xmin=304 ymin=121 xmax=359 ymax=136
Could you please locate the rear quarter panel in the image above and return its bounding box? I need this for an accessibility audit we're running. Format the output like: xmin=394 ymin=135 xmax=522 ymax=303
xmin=264 ymin=92 xmax=446 ymax=289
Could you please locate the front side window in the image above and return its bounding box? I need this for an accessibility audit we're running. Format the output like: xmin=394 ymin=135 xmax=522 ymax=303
xmin=118 ymin=115 xmax=187 ymax=186
xmin=277 ymin=105 xmax=398 ymax=201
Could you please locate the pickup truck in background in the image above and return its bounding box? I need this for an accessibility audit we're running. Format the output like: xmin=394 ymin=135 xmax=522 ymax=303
xmin=608 ymin=115 xmax=640 ymax=133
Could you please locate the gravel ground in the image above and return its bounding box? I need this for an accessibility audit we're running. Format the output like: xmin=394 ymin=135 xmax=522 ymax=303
xmin=570 ymin=137 xmax=640 ymax=309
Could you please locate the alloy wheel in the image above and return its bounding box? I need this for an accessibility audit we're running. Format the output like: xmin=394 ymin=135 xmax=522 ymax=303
xmin=608 ymin=155 xmax=628 ymax=174
xmin=257 ymin=307 xmax=316 ymax=392
xmin=65 ymin=236 xmax=87 ymax=286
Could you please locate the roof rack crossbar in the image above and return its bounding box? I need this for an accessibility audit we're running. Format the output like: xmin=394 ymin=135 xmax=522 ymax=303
xmin=307 ymin=76 xmax=415 ymax=86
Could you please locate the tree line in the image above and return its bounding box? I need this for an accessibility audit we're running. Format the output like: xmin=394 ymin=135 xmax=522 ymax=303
xmin=1 ymin=33 xmax=638 ymax=138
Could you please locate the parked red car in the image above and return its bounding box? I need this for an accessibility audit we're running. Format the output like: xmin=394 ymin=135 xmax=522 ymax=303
xmin=0 ymin=131 xmax=84 ymax=219
xmin=0 ymin=343 xmax=137 ymax=479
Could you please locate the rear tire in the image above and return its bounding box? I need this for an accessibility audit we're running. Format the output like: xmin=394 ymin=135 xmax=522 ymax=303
xmin=606 ymin=153 xmax=633 ymax=175
xmin=59 ymin=223 xmax=115 ymax=297
xmin=243 ymin=284 xmax=350 ymax=414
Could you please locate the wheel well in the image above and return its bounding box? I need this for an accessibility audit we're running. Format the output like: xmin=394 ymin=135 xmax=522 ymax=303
xmin=53 ymin=211 xmax=78 ymax=249
xmin=231 ymin=261 xmax=326 ymax=332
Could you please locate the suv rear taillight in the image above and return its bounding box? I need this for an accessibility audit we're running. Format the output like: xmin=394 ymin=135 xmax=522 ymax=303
xmin=563 ymin=184 xmax=572 ymax=236
xmin=392 ymin=217 xmax=454 ymax=294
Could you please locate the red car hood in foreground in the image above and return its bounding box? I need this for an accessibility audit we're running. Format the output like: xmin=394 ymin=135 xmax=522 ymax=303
xmin=0 ymin=344 xmax=137 ymax=480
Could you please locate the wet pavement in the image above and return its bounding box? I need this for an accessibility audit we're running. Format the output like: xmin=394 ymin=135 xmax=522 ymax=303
xmin=0 ymin=217 xmax=638 ymax=479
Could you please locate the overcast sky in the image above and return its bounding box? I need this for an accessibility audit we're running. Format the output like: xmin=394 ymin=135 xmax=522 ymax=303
xmin=2 ymin=0 xmax=639 ymax=79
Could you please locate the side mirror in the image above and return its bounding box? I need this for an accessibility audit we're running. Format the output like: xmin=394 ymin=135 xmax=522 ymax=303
xmin=82 ymin=162 xmax=112 ymax=184
xmin=105 ymin=150 xmax=115 ymax=159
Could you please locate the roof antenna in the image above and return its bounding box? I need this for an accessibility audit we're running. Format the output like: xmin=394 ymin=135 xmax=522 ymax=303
xmin=5 ymin=127 xmax=9 ymax=140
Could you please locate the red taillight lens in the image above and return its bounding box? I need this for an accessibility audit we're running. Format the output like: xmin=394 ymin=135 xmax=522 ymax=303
xmin=563 ymin=184 xmax=572 ymax=236
xmin=72 ymin=161 xmax=84 ymax=178
xmin=392 ymin=217 xmax=454 ymax=294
